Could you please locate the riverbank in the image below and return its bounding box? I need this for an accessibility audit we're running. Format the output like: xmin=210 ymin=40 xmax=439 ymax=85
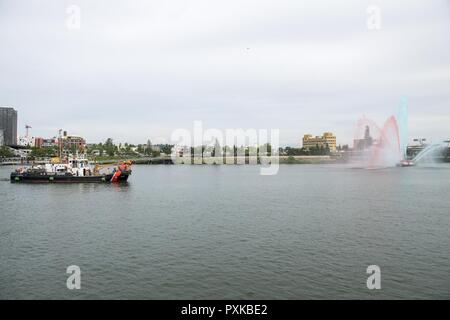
xmin=5 ymin=154 xmax=448 ymax=166
xmin=0 ymin=155 xmax=342 ymax=165
xmin=157 ymin=155 xmax=340 ymax=165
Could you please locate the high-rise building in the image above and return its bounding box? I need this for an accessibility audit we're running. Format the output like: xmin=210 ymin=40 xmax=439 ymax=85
xmin=302 ymin=132 xmax=337 ymax=152
xmin=0 ymin=107 xmax=18 ymax=146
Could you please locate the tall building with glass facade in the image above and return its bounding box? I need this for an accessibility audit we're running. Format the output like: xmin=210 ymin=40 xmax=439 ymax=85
xmin=0 ymin=107 xmax=18 ymax=146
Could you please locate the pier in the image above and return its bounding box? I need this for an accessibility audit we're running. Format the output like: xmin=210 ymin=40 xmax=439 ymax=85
xmin=0 ymin=157 xmax=51 ymax=166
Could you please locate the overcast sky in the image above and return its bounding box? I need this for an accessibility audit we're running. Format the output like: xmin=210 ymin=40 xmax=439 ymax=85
xmin=1 ymin=0 xmax=449 ymax=146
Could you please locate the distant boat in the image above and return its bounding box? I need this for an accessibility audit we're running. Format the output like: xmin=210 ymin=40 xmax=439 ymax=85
xmin=10 ymin=154 xmax=132 ymax=183
xmin=397 ymin=159 xmax=414 ymax=167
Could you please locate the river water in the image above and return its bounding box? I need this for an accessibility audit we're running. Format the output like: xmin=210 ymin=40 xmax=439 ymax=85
xmin=0 ymin=164 xmax=449 ymax=299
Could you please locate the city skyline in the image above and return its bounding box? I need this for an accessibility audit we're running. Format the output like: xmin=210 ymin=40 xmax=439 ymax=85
xmin=1 ymin=0 xmax=449 ymax=145
xmin=2 ymin=106 xmax=442 ymax=149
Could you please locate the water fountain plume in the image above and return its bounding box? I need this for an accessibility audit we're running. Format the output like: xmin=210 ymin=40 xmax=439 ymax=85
xmin=352 ymin=99 xmax=408 ymax=168
xmin=397 ymin=97 xmax=409 ymax=159
xmin=412 ymin=142 xmax=448 ymax=164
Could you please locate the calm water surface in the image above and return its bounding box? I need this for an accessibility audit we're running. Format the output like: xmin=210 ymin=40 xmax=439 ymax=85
xmin=0 ymin=164 xmax=449 ymax=299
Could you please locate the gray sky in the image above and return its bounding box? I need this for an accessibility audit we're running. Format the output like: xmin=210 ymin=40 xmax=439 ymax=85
xmin=1 ymin=0 xmax=449 ymax=146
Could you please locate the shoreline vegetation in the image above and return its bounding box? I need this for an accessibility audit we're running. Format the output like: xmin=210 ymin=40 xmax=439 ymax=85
xmin=1 ymin=141 xmax=347 ymax=165
xmin=0 ymin=154 xmax=343 ymax=166
xmin=2 ymin=155 xmax=450 ymax=166
xmin=170 ymin=155 xmax=341 ymax=165
xmin=2 ymin=140 xmax=450 ymax=166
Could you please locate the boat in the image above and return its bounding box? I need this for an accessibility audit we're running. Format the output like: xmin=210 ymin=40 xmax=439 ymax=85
xmin=396 ymin=159 xmax=415 ymax=167
xmin=10 ymin=154 xmax=132 ymax=183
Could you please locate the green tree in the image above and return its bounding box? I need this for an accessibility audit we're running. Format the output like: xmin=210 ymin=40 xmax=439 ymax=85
xmin=287 ymin=155 xmax=296 ymax=164
xmin=30 ymin=147 xmax=58 ymax=158
xmin=258 ymin=143 xmax=272 ymax=156
xmin=151 ymin=150 xmax=161 ymax=157
xmin=104 ymin=138 xmax=116 ymax=157
xmin=159 ymin=144 xmax=174 ymax=154
xmin=0 ymin=146 xmax=14 ymax=158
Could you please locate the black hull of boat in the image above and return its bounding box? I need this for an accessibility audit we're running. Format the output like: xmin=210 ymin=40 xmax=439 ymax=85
xmin=10 ymin=171 xmax=131 ymax=183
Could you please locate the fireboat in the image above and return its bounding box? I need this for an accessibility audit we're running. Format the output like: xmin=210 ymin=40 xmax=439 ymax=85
xmin=397 ymin=159 xmax=415 ymax=167
xmin=10 ymin=154 xmax=132 ymax=183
